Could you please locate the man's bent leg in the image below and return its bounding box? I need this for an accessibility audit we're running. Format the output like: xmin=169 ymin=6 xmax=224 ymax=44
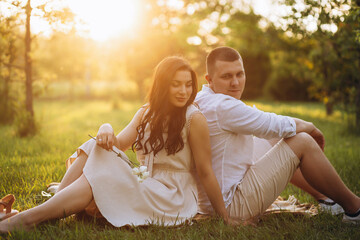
xmin=284 ymin=132 xmax=360 ymax=214
xmin=264 ymin=137 xmax=330 ymax=202
xmin=227 ymin=139 xmax=299 ymax=220
xmin=291 ymin=168 xmax=327 ymax=201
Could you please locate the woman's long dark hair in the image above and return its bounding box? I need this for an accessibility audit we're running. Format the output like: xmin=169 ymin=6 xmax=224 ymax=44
xmin=132 ymin=56 xmax=198 ymax=156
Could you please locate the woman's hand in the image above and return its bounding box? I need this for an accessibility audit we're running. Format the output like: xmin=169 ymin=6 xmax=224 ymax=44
xmin=96 ymin=123 xmax=117 ymax=151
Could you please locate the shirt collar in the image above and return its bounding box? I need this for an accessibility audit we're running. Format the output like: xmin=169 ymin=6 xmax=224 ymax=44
xmin=201 ymin=84 xmax=215 ymax=94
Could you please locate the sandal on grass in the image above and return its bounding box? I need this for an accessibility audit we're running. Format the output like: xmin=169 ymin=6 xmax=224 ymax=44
xmin=46 ymin=182 xmax=60 ymax=194
xmin=0 ymin=194 xmax=19 ymax=221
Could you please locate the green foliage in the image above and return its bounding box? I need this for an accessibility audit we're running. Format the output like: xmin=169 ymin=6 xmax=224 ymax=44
xmin=225 ymin=11 xmax=272 ymax=99
xmin=333 ymin=2 xmax=360 ymax=130
xmin=0 ymin=11 xmax=22 ymax=124
xmin=280 ymin=0 xmax=360 ymax=129
xmin=265 ymin=44 xmax=314 ymax=101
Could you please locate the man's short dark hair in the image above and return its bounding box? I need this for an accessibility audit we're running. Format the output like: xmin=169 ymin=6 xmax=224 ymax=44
xmin=206 ymin=47 xmax=242 ymax=77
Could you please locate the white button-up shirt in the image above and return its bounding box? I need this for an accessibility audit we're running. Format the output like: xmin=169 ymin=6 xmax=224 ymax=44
xmin=195 ymin=85 xmax=296 ymax=213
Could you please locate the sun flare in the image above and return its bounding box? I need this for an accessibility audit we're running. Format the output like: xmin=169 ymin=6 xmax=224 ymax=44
xmin=67 ymin=0 xmax=140 ymax=41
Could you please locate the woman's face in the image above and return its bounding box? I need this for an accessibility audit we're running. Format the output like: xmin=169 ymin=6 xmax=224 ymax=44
xmin=168 ymin=70 xmax=193 ymax=108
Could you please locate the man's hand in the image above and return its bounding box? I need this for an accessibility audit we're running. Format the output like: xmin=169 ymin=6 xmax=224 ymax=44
xmin=293 ymin=118 xmax=325 ymax=151
xmin=309 ymin=127 xmax=325 ymax=151
xmin=96 ymin=123 xmax=117 ymax=151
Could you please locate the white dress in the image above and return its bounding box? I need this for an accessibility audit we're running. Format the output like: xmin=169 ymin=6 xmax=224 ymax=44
xmin=67 ymin=105 xmax=201 ymax=227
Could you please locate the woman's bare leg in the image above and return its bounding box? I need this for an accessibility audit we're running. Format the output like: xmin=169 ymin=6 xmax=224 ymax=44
xmin=0 ymin=174 xmax=93 ymax=233
xmin=57 ymin=151 xmax=88 ymax=193
xmin=284 ymin=133 xmax=360 ymax=214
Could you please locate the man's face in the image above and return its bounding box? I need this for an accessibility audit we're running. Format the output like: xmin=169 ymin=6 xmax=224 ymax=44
xmin=207 ymin=59 xmax=246 ymax=100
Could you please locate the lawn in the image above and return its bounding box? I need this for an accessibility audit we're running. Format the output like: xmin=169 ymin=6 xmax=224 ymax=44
xmin=0 ymin=99 xmax=359 ymax=239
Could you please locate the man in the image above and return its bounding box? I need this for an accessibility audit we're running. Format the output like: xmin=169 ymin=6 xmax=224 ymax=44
xmin=194 ymin=46 xmax=360 ymax=223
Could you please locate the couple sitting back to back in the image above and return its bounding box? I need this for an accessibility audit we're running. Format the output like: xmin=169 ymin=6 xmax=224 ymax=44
xmin=0 ymin=47 xmax=359 ymax=233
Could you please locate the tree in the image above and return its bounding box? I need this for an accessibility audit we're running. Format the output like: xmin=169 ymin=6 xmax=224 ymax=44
xmin=121 ymin=0 xmax=197 ymax=101
xmin=332 ymin=1 xmax=360 ymax=129
xmin=225 ymin=10 xmax=273 ymax=99
xmin=0 ymin=12 xmax=22 ymax=124
xmin=24 ymin=0 xmax=33 ymax=116
xmin=159 ymin=0 xmax=276 ymax=99
xmin=281 ymin=0 xmax=354 ymax=114
xmin=0 ymin=0 xmax=74 ymax=135
xmin=282 ymin=0 xmax=360 ymax=129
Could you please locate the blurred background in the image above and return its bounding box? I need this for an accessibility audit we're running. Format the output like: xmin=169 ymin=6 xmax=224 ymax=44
xmin=0 ymin=0 xmax=359 ymax=136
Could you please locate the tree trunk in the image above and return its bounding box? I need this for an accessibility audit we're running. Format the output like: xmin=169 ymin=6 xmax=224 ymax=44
xmin=25 ymin=0 xmax=33 ymax=116
xmin=356 ymin=72 xmax=360 ymax=131
xmin=325 ymin=101 xmax=334 ymax=116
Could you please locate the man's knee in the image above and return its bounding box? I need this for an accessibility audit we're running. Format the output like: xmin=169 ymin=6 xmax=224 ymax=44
xmin=287 ymin=132 xmax=315 ymax=144
xmin=284 ymin=132 xmax=317 ymax=157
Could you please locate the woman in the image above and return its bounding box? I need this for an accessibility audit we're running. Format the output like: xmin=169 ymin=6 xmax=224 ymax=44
xmin=0 ymin=56 xmax=232 ymax=232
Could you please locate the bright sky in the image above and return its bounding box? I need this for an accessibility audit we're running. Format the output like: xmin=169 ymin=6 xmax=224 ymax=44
xmin=0 ymin=0 xmax=343 ymax=41
xmin=51 ymin=0 xmax=288 ymax=41
xmin=71 ymin=0 xmax=309 ymax=41
xmin=65 ymin=0 xmax=140 ymax=41
xmin=0 ymin=0 xmax=141 ymax=41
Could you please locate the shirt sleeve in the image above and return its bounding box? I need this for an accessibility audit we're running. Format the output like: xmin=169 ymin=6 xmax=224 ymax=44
xmin=216 ymin=98 xmax=296 ymax=139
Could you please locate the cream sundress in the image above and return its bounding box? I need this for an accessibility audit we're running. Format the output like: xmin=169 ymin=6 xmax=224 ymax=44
xmin=66 ymin=105 xmax=201 ymax=227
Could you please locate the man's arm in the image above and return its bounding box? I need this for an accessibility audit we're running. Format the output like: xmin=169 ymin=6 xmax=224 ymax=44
xmin=292 ymin=118 xmax=325 ymax=151
xmin=216 ymin=97 xmax=324 ymax=150
xmin=217 ymin=98 xmax=296 ymax=139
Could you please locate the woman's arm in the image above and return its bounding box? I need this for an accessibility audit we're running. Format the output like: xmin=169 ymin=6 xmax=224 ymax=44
xmin=188 ymin=113 xmax=229 ymax=223
xmin=96 ymin=107 xmax=145 ymax=152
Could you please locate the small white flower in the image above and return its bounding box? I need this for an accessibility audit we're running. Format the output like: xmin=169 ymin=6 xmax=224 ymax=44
xmin=132 ymin=167 xmax=140 ymax=175
xmin=132 ymin=165 xmax=149 ymax=183
xmin=142 ymin=171 xmax=149 ymax=179
xmin=137 ymin=176 xmax=144 ymax=183
xmin=139 ymin=166 xmax=148 ymax=173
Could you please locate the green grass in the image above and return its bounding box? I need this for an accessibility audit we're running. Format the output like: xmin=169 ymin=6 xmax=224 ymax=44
xmin=1 ymin=99 xmax=359 ymax=239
